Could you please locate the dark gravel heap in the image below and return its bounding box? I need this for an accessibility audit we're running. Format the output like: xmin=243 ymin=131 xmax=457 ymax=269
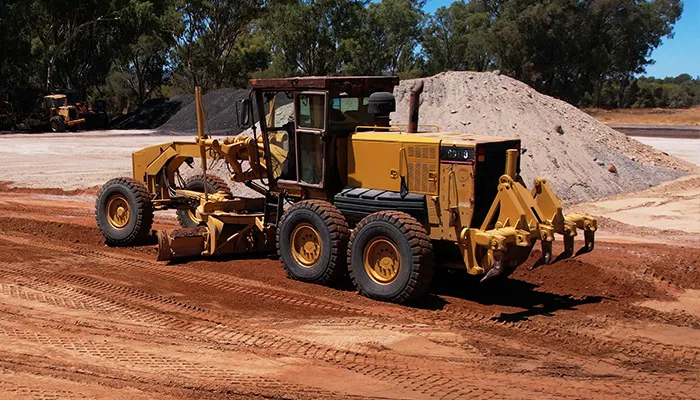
xmin=111 ymin=95 xmax=194 ymax=130
xmin=158 ymin=88 xmax=250 ymax=135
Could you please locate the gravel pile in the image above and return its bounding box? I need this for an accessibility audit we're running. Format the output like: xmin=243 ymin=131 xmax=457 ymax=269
xmin=158 ymin=88 xmax=250 ymax=135
xmin=111 ymin=95 xmax=194 ymax=129
xmin=391 ymin=71 xmax=698 ymax=203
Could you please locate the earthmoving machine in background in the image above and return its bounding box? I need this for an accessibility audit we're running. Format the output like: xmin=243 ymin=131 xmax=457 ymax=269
xmin=57 ymin=89 xmax=110 ymax=130
xmin=95 ymin=76 xmax=597 ymax=304
xmin=22 ymin=94 xmax=85 ymax=132
xmin=51 ymin=89 xmax=109 ymax=130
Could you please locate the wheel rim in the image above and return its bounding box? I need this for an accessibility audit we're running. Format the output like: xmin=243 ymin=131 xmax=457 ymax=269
xmin=106 ymin=194 xmax=130 ymax=229
xmin=290 ymin=223 xmax=322 ymax=268
xmin=363 ymin=236 xmax=401 ymax=284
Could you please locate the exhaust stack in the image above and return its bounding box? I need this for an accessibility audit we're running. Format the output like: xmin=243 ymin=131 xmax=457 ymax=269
xmin=407 ymin=81 xmax=424 ymax=133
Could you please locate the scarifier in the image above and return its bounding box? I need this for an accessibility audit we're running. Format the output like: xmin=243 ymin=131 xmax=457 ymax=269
xmin=95 ymin=77 xmax=597 ymax=304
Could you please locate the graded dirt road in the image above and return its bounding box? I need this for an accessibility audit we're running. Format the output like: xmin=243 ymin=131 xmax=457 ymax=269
xmin=1 ymin=184 xmax=699 ymax=399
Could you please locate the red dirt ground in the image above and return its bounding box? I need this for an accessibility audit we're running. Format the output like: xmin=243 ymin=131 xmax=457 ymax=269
xmin=1 ymin=187 xmax=699 ymax=399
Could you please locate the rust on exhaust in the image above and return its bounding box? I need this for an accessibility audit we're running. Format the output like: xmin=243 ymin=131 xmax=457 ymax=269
xmin=407 ymin=81 xmax=424 ymax=133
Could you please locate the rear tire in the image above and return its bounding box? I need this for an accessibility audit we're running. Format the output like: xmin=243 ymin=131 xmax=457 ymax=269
xmin=176 ymin=175 xmax=233 ymax=228
xmin=95 ymin=177 xmax=153 ymax=246
xmin=348 ymin=211 xmax=433 ymax=304
xmin=277 ymin=200 xmax=349 ymax=285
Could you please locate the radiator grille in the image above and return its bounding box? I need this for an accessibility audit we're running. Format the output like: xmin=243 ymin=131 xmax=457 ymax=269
xmin=405 ymin=145 xmax=438 ymax=194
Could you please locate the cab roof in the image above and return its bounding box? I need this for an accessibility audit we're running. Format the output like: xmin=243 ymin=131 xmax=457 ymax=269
xmin=44 ymin=94 xmax=67 ymax=99
xmin=248 ymin=76 xmax=399 ymax=96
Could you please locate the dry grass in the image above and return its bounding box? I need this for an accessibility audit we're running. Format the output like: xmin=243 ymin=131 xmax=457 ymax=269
xmin=583 ymin=106 xmax=700 ymax=126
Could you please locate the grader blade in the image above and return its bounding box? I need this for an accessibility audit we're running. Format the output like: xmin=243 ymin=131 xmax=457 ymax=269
xmin=157 ymin=228 xmax=207 ymax=262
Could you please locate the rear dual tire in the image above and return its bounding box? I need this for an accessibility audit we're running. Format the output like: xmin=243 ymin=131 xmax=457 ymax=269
xmin=278 ymin=203 xmax=434 ymax=304
xmin=348 ymin=211 xmax=434 ymax=304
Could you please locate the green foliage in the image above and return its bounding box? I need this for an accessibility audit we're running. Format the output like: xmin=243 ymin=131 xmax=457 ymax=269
xmin=421 ymin=0 xmax=493 ymax=74
xmin=0 ymin=0 xmax=693 ymax=117
xmin=259 ymin=0 xmax=367 ymax=76
xmin=632 ymin=76 xmax=700 ymax=108
xmin=168 ymin=0 xmax=278 ymax=91
xmin=0 ymin=0 xmax=42 ymax=111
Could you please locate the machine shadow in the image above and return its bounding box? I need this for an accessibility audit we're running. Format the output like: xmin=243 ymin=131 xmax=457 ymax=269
xmin=415 ymin=268 xmax=604 ymax=321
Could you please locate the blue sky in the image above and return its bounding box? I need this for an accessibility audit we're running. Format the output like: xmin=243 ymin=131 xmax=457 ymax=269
xmin=421 ymin=0 xmax=700 ymax=78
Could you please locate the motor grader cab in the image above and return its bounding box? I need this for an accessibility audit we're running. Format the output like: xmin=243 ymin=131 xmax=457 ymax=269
xmin=95 ymin=76 xmax=596 ymax=304
xmin=43 ymin=94 xmax=85 ymax=132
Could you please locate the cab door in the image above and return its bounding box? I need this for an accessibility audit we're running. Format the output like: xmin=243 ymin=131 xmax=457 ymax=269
xmin=292 ymin=91 xmax=328 ymax=188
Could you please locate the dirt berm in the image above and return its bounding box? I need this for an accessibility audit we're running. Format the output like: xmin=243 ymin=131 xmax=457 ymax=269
xmin=392 ymin=71 xmax=698 ymax=203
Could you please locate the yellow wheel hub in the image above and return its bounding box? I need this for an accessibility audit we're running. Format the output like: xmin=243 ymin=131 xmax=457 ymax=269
xmin=364 ymin=236 xmax=401 ymax=284
xmin=106 ymin=194 xmax=130 ymax=229
xmin=291 ymin=223 xmax=322 ymax=268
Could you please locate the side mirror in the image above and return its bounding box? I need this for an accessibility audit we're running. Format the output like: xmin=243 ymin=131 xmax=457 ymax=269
xmin=236 ymin=99 xmax=252 ymax=128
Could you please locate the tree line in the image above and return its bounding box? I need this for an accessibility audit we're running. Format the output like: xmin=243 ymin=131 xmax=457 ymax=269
xmin=0 ymin=0 xmax=689 ymax=115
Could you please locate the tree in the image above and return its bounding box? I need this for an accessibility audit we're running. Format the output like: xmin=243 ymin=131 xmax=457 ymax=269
xmin=262 ymin=0 xmax=366 ymax=76
xmin=373 ymin=0 xmax=425 ymax=75
xmin=113 ymin=0 xmax=179 ymax=105
xmin=170 ymin=0 xmax=277 ymax=90
xmin=27 ymin=0 xmax=132 ymax=93
xmin=485 ymin=0 xmax=683 ymax=106
xmin=421 ymin=1 xmax=494 ymax=75
xmin=585 ymin=0 xmax=683 ymax=107
xmin=0 ymin=0 xmax=41 ymax=110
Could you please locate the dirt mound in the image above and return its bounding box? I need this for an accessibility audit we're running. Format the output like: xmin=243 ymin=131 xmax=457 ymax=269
xmin=158 ymin=88 xmax=250 ymax=135
xmin=391 ymin=71 xmax=699 ymax=203
xmin=111 ymin=95 xmax=194 ymax=129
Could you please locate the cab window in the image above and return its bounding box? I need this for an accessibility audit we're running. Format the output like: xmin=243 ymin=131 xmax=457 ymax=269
xmin=298 ymin=133 xmax=323 ymax=184
xmin=296 ymin=94 xmax=325 ymax=130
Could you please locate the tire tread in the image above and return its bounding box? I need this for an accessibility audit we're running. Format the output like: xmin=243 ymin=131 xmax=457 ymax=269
xmin=95 ymin=177 xmax=154 ymax=246
xmin=348 ymin=210 xmax=434 ymax=304
xmin=277 ymin=200 xmax=350 ymax=285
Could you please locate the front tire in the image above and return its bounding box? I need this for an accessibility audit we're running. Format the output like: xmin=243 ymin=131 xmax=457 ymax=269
xmin=50 ymin=116 xmax=65 ymax=132
xmin=176 ymin=175 xmax=232 ymax=228
xmin=95 ymin=177 xmax=154 ymax=246
xmin=277 ymin=200 xmax=349 ymax=285
xmin=348 ymin=211 xmax=434 ymax=304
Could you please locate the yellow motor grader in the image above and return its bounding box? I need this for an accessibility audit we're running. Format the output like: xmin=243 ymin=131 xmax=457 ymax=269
xmin=22 ymin=94 xmax=86 ymax=132
xmin=95 ymin=76 xmax=596 ymax=304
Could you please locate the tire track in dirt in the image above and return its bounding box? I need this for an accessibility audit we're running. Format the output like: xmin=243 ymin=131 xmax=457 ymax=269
xmin=0 ymin=281 xmax=169 ymax=328
xmin=3 ymin=231 xmax=698 ymax=375
xmin=0 ymin=268 xmax=692 ymax=397
xmin=1 ymin=247 xmax=697 ymax=398
xmin=0 ymin=323 xmax=355 ymax=400
xmin=3 ymin=256 xmax=642 ymax=398
xmin=0 ymin=380 xmax=85 ymax=400
xmin=1 ymin=263 xmax=496 ymax=399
